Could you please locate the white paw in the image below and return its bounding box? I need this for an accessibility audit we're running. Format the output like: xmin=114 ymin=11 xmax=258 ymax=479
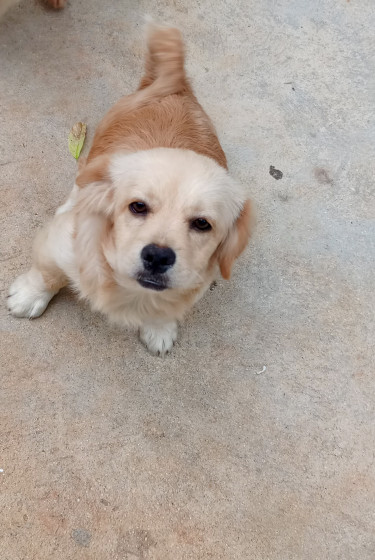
xmin=8 ymin=271 xmax=56 ymax=319
xmin=140 ymin=322 xmax=178 ymax=356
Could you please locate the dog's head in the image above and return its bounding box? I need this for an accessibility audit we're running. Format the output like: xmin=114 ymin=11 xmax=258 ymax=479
xmin=75 ymin=148 xmax=251 ymax=296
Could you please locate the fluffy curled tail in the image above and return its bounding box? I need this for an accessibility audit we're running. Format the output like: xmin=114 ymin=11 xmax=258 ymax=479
xmin=88 ymin=23 xmax=190 ymax=155
xmin=138 ymin=23 xmax=188 ymax=96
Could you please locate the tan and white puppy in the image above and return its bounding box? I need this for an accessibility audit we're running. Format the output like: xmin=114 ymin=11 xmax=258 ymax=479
xmin=8 ymin=25 xmax=251 ymax=355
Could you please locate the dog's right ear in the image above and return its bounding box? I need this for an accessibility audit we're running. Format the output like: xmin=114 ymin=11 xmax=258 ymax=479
xmin=75 ymin=155 xmax=115 ymax=216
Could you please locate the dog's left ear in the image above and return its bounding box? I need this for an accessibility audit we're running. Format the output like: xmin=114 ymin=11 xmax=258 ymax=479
xmin=218 ymin=199 xmax=252 ymax=280
xmin=76 ymin=155 xmax=111 ymax=187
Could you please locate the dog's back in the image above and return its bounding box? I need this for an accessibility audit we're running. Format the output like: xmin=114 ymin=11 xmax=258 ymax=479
xmin=85 ymin=25 xmax=227 ymax=169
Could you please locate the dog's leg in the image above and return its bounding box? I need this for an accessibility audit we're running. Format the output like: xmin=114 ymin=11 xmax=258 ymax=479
xmin=140 ymin=321 xmax=178 ymax=356
xmin=8 ymin=219 xmax=69 ymax=319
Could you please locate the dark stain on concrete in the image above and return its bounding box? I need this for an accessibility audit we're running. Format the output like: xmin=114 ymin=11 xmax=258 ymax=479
xmin=314 ymin=167 xmax=333 ymax=184
xmin=270 ymin=166 xmax=283 ymax=180
xmin=71 ymin=528 xmax=92 ymax=547
xmin=277 ymin=192 xmax=290 ymax=202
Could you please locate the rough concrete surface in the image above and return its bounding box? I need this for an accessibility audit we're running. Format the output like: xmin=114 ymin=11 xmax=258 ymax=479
xmin=1 ymin=1 xmax=374 ymax=559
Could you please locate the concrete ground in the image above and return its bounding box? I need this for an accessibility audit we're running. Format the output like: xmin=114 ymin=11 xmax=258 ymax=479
xmin=1 ymin=1 xmax=374 ymax=558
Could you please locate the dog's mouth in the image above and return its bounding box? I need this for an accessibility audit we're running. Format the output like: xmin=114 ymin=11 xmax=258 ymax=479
xmin=136 ymin=272 xmax=169 ymax=291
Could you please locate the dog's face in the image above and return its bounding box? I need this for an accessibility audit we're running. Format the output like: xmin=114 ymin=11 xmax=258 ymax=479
xmin=76 ymin=148 xmax=251 ymax=296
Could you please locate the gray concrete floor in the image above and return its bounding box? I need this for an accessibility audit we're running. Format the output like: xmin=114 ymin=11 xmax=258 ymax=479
xmin=1 ymin=1 xmax=374 ymax=558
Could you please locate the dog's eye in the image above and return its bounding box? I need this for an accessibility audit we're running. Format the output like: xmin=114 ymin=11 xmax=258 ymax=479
xmin=129 ymin=201 xmax=148 ymax=215
xmin=191 ymin=218 xmax=212 ymax=232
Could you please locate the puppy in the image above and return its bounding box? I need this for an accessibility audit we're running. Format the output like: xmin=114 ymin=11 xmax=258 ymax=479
xmin=8 ymin=24 xmax=251 ymax=355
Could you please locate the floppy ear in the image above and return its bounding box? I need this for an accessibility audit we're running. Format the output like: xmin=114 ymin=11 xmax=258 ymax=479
xmin=218 ymin=199 xmax=252 ymax=280
xmin=76 ymin=155 xmax=111 ymax=188
xmin=74 ymin=156 xmax=116 ymax=293
xmin=75 ymin=155 xmax=115 ymax=216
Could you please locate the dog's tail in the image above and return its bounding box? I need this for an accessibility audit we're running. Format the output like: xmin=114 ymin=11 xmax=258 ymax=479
xmin=88 ymin=23 xmax=189 ymax=153
xmin=138 ymin=22 xmax=188 ymax=97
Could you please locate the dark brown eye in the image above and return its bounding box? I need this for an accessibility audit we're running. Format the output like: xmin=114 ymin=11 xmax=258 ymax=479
xmin=129 ymin=201 xmax=148 ymax=215
xmin=191 ymin=218 xmax=212 ymax=232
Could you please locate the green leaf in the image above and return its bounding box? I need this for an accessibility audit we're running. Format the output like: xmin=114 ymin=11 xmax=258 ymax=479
xmin=68 ymin=122 xmax=87 ymax=159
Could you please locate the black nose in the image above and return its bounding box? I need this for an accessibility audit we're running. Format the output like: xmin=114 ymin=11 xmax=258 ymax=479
xmin=141 ymin=244 xmax=176 ymax=274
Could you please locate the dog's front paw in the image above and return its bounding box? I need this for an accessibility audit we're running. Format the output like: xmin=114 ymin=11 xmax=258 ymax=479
xmin=140 ymin=322 xmax=178 ymax=356
xmin=8 ymin=271 xmax=56 ymax=319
